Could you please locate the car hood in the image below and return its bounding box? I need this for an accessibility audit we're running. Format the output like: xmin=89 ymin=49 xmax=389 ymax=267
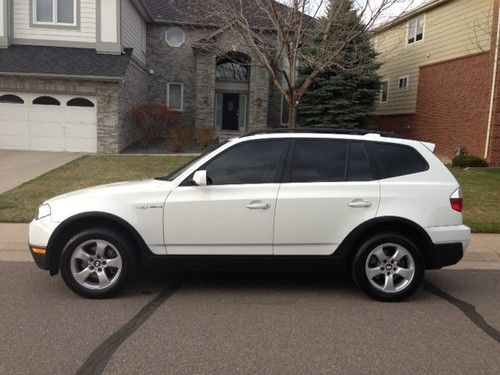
xmin=45 ymin=179 xmax=175 ymax=205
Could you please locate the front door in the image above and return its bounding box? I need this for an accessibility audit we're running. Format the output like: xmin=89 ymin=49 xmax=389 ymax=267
xmin=274 ymin=139 xmax=380 ymax=255
xmin=164 ymin=139 xmax=288 ymax=255
xmin=221 ymin=93 xmax=239 ymax=130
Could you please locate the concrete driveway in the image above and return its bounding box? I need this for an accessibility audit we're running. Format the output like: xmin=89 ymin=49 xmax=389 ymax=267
xmin=0 ymin=149 xmax=81 ymax=194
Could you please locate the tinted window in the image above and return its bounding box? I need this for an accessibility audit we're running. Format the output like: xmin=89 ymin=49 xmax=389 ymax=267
xmin=290 ymin=139 xmax=348 ymax=183
xmin=348 ymin=142 xmax=373 ymax=181
xmin=204 ymin=140 xmax=286 ymax=185
xmin=366 ymin=142 xmax=428 ymax=178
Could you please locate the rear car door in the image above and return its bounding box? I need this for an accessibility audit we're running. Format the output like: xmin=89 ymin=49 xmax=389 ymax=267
xmin=273 ymin=139 xmax=380 ymax=255
xmin=164 ymin=139 xmax=288 ymax=255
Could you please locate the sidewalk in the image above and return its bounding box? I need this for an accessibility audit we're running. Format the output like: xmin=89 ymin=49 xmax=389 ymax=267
xmin=1 ymin=223 xmax=499 ymax=269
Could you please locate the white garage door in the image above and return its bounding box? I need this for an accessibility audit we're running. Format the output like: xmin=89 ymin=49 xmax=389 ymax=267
xmin=0 ymin=92 xmax=97 ymax=152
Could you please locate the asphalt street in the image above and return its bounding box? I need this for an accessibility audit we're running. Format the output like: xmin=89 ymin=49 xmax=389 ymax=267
xmin=0 ymin=261 xmax=499 ymax=374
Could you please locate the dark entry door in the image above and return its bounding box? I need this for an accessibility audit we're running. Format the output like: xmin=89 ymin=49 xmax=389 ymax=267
xmin=222 ymin=93 xmax=239 ymax=130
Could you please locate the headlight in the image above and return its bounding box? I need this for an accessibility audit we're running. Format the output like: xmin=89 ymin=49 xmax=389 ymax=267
xmin=37 ymin=204 xmax=51 ymax=220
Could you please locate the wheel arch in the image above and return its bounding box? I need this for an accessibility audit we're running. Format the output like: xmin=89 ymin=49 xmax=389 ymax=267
xmin=46 ymin=212 xmax=151 ymax=276
xmin=336 ymin=216 xmax=434 ymax=268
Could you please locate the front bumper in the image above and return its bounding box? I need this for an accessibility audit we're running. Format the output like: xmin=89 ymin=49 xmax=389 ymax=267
xmin=29 ymin=245 xmax=49 ymax=270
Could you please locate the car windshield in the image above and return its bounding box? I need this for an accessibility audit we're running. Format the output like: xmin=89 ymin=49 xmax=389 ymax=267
xmin=155 ymin=141 xmax=228 ymax=181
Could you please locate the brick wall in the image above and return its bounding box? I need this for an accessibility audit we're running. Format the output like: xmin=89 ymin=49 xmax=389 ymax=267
xmin=376 ymin=52 xmax=493 ymax=160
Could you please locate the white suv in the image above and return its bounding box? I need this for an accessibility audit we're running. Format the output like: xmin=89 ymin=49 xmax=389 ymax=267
xmin=29 ymin=130 xmax=470 ymax=301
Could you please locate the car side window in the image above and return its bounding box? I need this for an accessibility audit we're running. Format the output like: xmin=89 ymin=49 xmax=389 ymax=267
xmin=290 ymin=139 xmax=348 ymax=183
xmin=203 ymin=140 xmax=286 ymax=185
xmin=365 ymin=142 xmax=428 ymax=178
xmin=348 ymin=142 xmax=373 ymax=181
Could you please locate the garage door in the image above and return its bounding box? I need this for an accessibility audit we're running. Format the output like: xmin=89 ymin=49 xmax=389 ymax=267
xmin=0 ymin=92 xmax=97 ymax=152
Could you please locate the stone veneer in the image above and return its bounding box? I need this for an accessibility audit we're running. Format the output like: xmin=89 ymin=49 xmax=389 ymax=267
xmin=146 ymin=24 xmax=280 ymax=134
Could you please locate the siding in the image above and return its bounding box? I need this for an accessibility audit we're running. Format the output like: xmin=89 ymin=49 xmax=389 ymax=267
xmin=121 ymin=0 xmax=146 ymax=66
xmin=375 ymin=0 xmax=493 ymax=115
xmin=13 ymin=0 xmax=96 ymax=44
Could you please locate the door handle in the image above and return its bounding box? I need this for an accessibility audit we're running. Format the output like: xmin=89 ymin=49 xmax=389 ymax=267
xmin=348 ymin=199 xmax=372 ymax=208
xmin=246 ymin=201 xmax=271 ymax=210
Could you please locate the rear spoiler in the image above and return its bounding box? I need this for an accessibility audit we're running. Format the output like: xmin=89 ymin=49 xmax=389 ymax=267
xmin=421 ymin=141 xmax=436 ymax=152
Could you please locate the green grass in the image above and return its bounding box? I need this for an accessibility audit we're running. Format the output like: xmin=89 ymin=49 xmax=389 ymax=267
xmin=0 ymin=155 xmax=193 ymax=223
xmin=0 ymin=156 xmax=498 ymax=233
xmin=450 ymin=167 xmax=500 ymax=233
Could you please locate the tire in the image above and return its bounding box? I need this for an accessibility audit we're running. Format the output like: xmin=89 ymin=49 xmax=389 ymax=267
xmin=351 ymin=232 xmax=424 ymax=302
xmin=60 ymin=227 xmax=137 ymax=299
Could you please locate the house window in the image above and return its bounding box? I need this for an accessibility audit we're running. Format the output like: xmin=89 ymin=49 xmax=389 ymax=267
xmin=34 ymin=0 xmax=76 ymax=26
xmin=380 ymin=80 xmax=389 ymax=103
xmin=399 ymin=75 xmax=409 ymax=90
xmin=167 ymin=83 xmax=183 ymax=111
xmin=33 ymin=96 xmax=60 ymax=105
xmin=408 ymin=16 xmax=424 ymax=45
xmin=165 ymin=27 xmax=185 ymax=47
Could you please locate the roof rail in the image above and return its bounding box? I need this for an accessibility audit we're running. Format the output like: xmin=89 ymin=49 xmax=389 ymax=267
xmin=241 ymin=127 xmax=406 ymax=139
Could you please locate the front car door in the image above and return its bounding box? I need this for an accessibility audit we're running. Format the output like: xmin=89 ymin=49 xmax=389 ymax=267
xmin=274 ymin=138 xmax=381 ymax=255
xmin=164 ymin=139 xmax=288 ymax=255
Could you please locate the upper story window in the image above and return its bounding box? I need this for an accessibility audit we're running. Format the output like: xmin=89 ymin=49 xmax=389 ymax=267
xmin=216 ymin=52 xmax=251 ymax=82
xmin=399 ymin=75 xmax=409 ymax=90
xmin=165 ymin=27 xmax=185 ymax=47
xmin=34 ymin=0 xmax=77 ymax=26
xmin=407 ymin=16 xmax=425 ymax=45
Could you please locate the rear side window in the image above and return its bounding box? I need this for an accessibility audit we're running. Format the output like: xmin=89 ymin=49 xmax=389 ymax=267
xmin=290 ymin=139 xmax=348 ymax=182
xmin=348 ymin=142 xmax=373 ymax=181
xmin=366 ymin=142 xmax=428 ymax=178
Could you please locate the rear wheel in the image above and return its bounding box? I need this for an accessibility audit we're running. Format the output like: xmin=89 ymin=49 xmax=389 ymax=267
xmin=352 ymin=232 xmax=424 ymax=302
xmin=60 ymin=228 xmax=137 ymax=298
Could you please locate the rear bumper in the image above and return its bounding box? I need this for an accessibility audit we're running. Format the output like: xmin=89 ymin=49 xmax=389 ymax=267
xmin=426 ymin=242 xmax=464 ymax=269
xmin=424 ymin=225 xmax=470 ymax=269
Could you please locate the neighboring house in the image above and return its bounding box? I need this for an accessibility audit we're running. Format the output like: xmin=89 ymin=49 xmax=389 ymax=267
xmin=0 ymin=0 xmax=283 ymax=153
xmin=373 ymin=0 xmax=500 ymax=165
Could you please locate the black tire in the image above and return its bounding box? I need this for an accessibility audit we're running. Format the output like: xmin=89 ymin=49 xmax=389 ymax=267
xmin=60 ymin=227 xmax=137 ymax=299
xmin=351 ymin=232 xmax=424 ymax=302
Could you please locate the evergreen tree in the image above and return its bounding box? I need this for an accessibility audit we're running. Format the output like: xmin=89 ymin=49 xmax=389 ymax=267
xmin=298 ymin=1 xmax=381 ymax=129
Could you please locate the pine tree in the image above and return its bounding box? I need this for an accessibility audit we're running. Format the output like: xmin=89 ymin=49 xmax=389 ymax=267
xmin=298 ymin=1 xmax=381 ymax=129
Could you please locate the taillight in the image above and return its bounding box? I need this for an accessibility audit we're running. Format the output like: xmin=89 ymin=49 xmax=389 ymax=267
xmin=450 ymin=188 xmax=463 ymax=212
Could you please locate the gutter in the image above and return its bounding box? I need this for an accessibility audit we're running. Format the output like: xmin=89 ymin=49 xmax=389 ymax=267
xmin=485 ymin=1 xmax=500 ymax=159
xmin=0 ymin=72 xmax=124 ymax=82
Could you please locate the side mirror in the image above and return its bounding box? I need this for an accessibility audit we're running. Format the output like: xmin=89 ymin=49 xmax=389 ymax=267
xmin=192 ymin=170 xmax=208 ymax=186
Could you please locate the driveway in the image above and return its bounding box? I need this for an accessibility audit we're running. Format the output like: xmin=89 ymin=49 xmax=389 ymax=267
xmin=0 ymin=149 xmax=81 ymax=194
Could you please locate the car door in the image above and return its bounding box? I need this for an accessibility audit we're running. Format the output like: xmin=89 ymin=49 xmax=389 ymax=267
xmin=273 ymin=139 xmax=380 ymax=255
xmin=164 ymin=139 xmax=288 ymax=255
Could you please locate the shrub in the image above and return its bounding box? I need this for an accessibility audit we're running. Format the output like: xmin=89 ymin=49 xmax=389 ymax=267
xmin=167 ymin=126 xmax=194 ymax=153
xmin=132 ymin=105 xmax=180 ymax=147
xmin=194 ymin=127 xmax=216 ymax=149
xmin=452 ymin=154 xmax=489 ymax=168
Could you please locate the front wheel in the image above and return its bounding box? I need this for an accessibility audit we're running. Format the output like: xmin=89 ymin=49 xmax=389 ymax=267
xmin=60 ymin=227 xmax=137 ymax=298
xmin=352 ymin=232 xmax=424 ymax=302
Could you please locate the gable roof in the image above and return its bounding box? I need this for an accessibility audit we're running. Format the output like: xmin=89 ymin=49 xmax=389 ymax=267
xmin=141 ymin=0 xmax=310 ymax=29
xmin=374 ymin=0 xmax=453 ymax=33
xmin=0 ymin=45 xmax=132 ymax=81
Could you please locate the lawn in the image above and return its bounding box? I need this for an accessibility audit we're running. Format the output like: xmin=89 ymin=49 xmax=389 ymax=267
xmin=0 ymin=156 xmax=498 ymax=233
xmin=0 ymin=155 xmax=193 ymax=223
xmin=450 ymin=167 xmax=500 ymax=233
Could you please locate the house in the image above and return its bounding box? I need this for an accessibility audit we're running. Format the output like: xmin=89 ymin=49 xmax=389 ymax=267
xmin=373 ymin=0 xmax=500 ymax=165
xmin=0 ymin=0 xmax=282 ymax=153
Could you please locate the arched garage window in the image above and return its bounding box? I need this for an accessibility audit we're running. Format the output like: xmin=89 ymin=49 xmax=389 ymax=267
xmin=33 ymin=96 xmax=60 ymax=105
xmin=67 ymin=98 xmax=94 ymax=107
xmin=0 ymin=94 xmax=24 ymax=104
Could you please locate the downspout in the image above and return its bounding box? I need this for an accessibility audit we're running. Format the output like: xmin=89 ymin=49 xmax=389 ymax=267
xmin=485 ymin=0 xmax=500 ymax=159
